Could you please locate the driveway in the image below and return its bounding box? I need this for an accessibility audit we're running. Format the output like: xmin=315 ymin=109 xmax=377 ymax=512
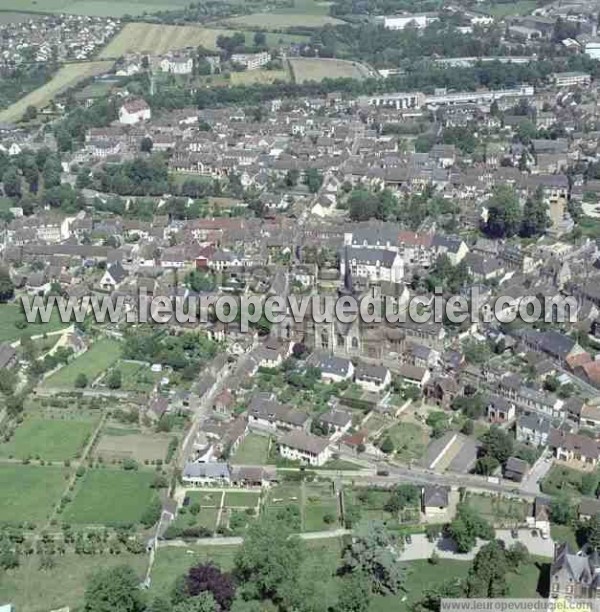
xmin=398 ymin=528 xmax=554 ymax=562
xmin=520 ymin=456 xmax=553 ymax=496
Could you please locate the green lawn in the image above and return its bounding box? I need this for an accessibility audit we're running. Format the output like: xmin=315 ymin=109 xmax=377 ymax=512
xmin=223 ymin=490 xmax=260 ymax=507
xmin=0 ymin=464 xmax=67 ymax=523
xmin=172 ymin=506 xmax=220 ymax=534
xmin=231 ymin=433 xmax=271 ymax=465
xmin=370 ymin=559 xmax=471 ymax=612
xmin=63 ymin=469 xmax=157 ymax=525
xmin=478 ymin=0 xmax=538 ymax=17
xmin=541 ymin=465 xmax=584 ymax=496
xmin=551 ymin=524 xmax=579 ymax=549
xmin=42 ymin=337 xmax=121 ymax=388
xmin=114 ymin=360 xmax=159 ymax=393
xmin=0 ymin=302 xmax=67 ymax=343
xmin=303 ymin=501 xmax=339 ymax=531
xmin=0 ymin=552 xmax=147 ymax=612
xmin=149 ymin=544 xmax=239 ymax=598
xmin=0 ymin=417 xmax=95 ymax=461
xmin=464 ymin=493 xmax=530 ymax=526
xmin=0 ymin=0 xmax=193 ymax=17
xmin=186 ymin=490 xmax=223 ymax=507
xmin=385 ymin=422 xmax=429 ymax=462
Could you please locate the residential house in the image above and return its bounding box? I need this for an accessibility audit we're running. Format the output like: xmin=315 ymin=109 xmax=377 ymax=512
xmin=278 ymin=430 xmax=331 ymax=466
xmin=316 ymin=407 xmax=353 ymax=437
xmin=504 ymin=456 xmax=529 ymax=482
xmin=422 ymin=485 xmax=449 ymax=518
xmin=182 ymin=462 xmax=231 ymax=486
xmin=118 ymin=98 xmax=151 ymax=125
xmin=486 ymin=395 xmax=516 ymax=423
xmin=549 ymin=429 xmax=600 ymax=468
xmin=354 ymin=363 xmax=391 ymax=393
xmin=516 ymin=413 xmax=552 ymax=447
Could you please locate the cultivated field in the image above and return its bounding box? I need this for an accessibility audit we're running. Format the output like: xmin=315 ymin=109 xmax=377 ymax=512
xmin=230 ymin=68 xmax=290 ymax=86
xmin=0 ymin=0 xmax=191 ymax=17
xmin=0 ymin=61 xmax=113 ymax=123
xmin=289 ymin=57 xmax=372 ymax=83
xmin=0 ymin=464 xmax=67 ymax=523
xmin=222 ymin=12 xmax=342 ymax=29
xmin=0 ymin=416 xmax=95 ymax=461
xmin=63 ymin=468 xmax=157 ymax=524
xmin=94 ymin=426 xmax=172 ymax=463
xmin=42 ymin=337 xmax=121 ymax=389
xmin=99 ymin=23 xmax=230 ymax=58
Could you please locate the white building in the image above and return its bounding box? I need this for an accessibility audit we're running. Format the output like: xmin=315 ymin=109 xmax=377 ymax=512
xmin=379 ymin=12 xmax=439 ymax=30
xmin=354 ymin=363 xmax=391 ymax=393
xmin=585 ymin=39 xmax=600 ymax=60
xmin=159 ymin=54 xmax=193 ymax=75
xmin=278 ymin=430 xmax=331 ymax=466
xmin=552 ymin=72 xmax=591 ymax=87
xmin=340 ymin=246 xmax=404 ymax=284
xmin=231 ymin=51 xmax=271 ymax=71
xmin=118 ymin=98 xmax=151 ymax=125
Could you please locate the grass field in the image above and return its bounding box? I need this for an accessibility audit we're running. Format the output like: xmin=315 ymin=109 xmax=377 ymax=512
xmin=63 ymin=469 xmax=157 ymax=524
xmin=0 ymin=464 xmax=67 ymax=523
xmin=464 ymin=493 xmax=530 ymax=526
xmin=0 ymin=302 xmax=67 ymax=343
xmin=0 ymin=552 xmax=147 ymax=612
xmin=112 ymin=360 xmax=159 ymax=393
xmin=0 ymin=60 xmax=112 ymax=123
xmin=231 ymin=433 xmax=271 ymax=465
xmin=99 ymin=23 xmax=229 ymax=58
xmin=0 ymin=0 xmax=192 ymax=17
xmin=222 ymin=12 xmax=342 ymax=29
xmin=42 ymin=337 xmax=121 ymax=388
xmin=0 ymin=416 xmax=95 ymax=461
xmin=230 ymin=69 xmax=290 ymax=86
xmin=224 ymin=490 xmax=260 ymax=507
xmin=289 ymin=57 xmax=372 ymax=83
xmin=541 ymin=464 xmax=585 ymax=496
xmin=478 ymin=0 xmax=538 ymax=17
xmin=385 ymin=421 xmax=429 ymax=462
xmin=149 ymin=544 xmax=240 ymax=598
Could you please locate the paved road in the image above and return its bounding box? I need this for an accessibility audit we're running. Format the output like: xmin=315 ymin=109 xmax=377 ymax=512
xmin=399 ymin=529 xmax=554 ymax=562
xmin=337 ymin=451 xmax=553 ymax=503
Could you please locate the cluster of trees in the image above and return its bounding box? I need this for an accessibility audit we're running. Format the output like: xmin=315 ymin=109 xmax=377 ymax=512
xmin=93 ymin=156 xmax=170 ymax=197
xmin=484 ymin=185 xmax=550 ymax=239
xmin=447 ymin=503 xmax=494 ymax=553
xmin=0 ymin=63 xmax=56 ymax=113
xmin=83 ymin=514 xmax=406 ymax=612
xmin=474 ymin=426 xmax=514 ymax=476
xmin=122 ymin=330 xmax=218 ymax=379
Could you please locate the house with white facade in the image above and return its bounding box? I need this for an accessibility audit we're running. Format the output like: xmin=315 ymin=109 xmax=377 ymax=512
xmin=118 ymin=98 xmax=151 ymax=125
xmin=278 ymin=430 xmax=331 ymax=466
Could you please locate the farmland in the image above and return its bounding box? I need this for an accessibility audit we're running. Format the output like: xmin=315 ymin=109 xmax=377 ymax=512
xmin=0 ymin=0 xmax=192 ymax=17
xmin=0 ymin=60 xmax=113 ymax=123
xmin=0 ymin=464 xmax=67 ymax=523
xmin=98 ymin=23 xmax=230 ymax=58
xmin=0 ymin=416 xmax=96 ymax=461
xmin=289 ymin=57 xmax=372 ymax=83
xmin=222 ymin=12 xmax=343 ymax=29
xmin=63 ymin=468 xmax=157 ymax=524
xmin=230 ymin=68 xmax=291 ymax=86
xmin=94 ymin=426 xmax=173 ymax=463
xmin=42 ymin=337 xmax=121 ymax=389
